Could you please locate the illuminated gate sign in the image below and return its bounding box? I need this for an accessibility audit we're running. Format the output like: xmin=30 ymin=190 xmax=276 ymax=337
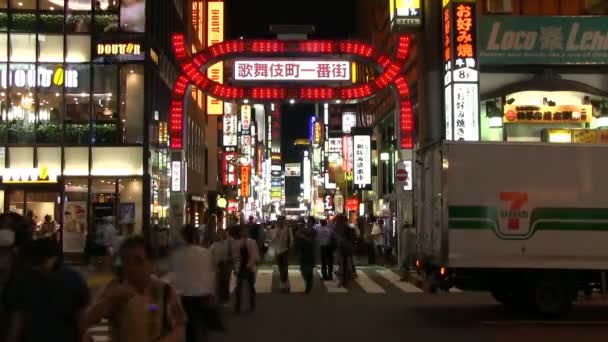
xmin=170 ymin=32 xmax=415 ymax=154
xmin=443 ymin=0 xmax=480 ymax=141
xmin=234 ymin=60 xmax=350 ymax=81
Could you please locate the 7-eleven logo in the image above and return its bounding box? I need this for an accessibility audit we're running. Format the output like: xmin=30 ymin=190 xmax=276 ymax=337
xmin=499 ymin=192 xmax=529 ymax=231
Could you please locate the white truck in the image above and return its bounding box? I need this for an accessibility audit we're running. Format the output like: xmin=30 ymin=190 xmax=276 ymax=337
xmin=416 ymin=141 xmax=608 ymax=315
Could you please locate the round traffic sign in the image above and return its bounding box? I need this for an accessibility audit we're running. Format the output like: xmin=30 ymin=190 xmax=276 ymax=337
xmin=396 ymin=168 xmax=408 ymax=182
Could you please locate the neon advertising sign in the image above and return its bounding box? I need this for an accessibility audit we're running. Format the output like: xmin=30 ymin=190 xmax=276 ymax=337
xmin=170 ymin=33 xmax=414 ymax=150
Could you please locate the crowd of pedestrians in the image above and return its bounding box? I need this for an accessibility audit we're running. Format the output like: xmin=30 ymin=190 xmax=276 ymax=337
xmin=0 ymin=210 xmax=391 ymax=342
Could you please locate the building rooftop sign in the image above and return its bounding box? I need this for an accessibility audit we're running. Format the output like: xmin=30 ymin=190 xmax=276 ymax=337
xmin=479 ymin=16 xmax=608 ymax=65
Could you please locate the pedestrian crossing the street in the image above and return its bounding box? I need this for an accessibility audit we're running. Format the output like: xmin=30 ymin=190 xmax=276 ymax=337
xmin=227 ymin=266 xmax=465 ymax=295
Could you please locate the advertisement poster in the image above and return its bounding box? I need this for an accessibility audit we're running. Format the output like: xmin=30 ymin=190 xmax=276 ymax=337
xmin=63 ymin=201 xmax=87 ymax=253
xmin=119 ymin=203 xmax=136 ymax=225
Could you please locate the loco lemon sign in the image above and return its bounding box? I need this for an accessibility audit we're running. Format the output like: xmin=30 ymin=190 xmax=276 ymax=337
xmin=479 ymin=16 xmax=608 ymax=65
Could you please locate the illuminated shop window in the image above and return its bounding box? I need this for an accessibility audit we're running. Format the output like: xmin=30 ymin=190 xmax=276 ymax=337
xmin=120 ymin=64 xmax=143 ymax=144
xmin=11 ymin=12 xmax=37 ymax=32
xmin=65 ymin=64 xmax=90 ymax=144
xmin=120 ymin=0 xmax=144 ymax=32
xmin=0 ymin=11 xmax=7 ymax=30
xmin=7 ymin=64 xmax=36 ymax=144
xmin=64 ymin=147 xmax=89 ymax=175
xmin=66 ymin=12 xmax=91 ymax=32
xmin=10 ymin=0 xmax=35 ymax=10
xmin=40 ymin=0 xmax=65 ymax=11
xmin=38 ymin=34 xmax=64 ymax=63
xmin=0 ymin=64 xmax=6 ymax=143
xmin=10 ymin=33 xmax=36 ymax=62
xmin=0 ymin=0 xmax=7 ymax=9
xmin=68 ymin=0 xmax=92 ymax=10
xmin=94 ymin=0 xmax=118 ymax=33
xmin=39 ymin=12 xmax=64 ymax=33
xmin=37 ymin=64 xmax=64 ymax=144
xmin=66 ymin=35 xmax=91 ymax=62
xmin=0 ymin=34 xmax=6 ymax=62
xmin=93 ymin=64 xmax=118 ymax=144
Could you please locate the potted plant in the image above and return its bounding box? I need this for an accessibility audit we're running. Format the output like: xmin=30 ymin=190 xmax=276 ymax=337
xmin=94 ymin=122 xmax=117 ymax=144
xmin=39 ymin=13 xmax=64 ymax=32
xmin=93 ymin=14 xmax=119 ymax=33
xmin=11 ymin=13 xmax=37 ymax=31
xmin=36 ymin=122 xmax=62 ymax=143
xmin=8 ymin=121 xmax=35 ymax=143
xmin=66 ymin=13 xmax=91 ymax=32
xmin=65 ymin=122 xmax=90 ymax=145
xmin=0 ymin=12 xmax=8 ymax=30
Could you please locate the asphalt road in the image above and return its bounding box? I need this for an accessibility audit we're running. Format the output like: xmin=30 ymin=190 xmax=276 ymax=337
xmin=210 ymin=272 xmax=608 ymax=342
xmin=84 ymin=266 xmax=608 ymax=342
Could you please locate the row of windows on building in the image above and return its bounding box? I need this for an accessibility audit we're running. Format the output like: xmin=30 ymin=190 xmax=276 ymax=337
xmin=0 ymin=62 xmax=144 ymax=145
xmin=1 ymin=0 xmax=145 ymax=33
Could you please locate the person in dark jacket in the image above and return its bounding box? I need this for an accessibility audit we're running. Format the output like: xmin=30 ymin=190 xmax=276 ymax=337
xmin=296 ymin=221 xmax=316 ymax=293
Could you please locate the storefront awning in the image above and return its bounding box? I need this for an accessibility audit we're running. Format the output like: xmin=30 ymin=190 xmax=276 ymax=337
xmin=481 ymin=73 xmax=608 ymax=101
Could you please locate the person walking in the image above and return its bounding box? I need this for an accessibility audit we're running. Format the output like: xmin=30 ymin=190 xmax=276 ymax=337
xmin=316 ymin=219 xmax=335 ymax=281
xmin=272 ymin=217 xmax=293 ymax=292
xmin=371 ymin=218 xmax=385 ymax=265
xmin=295 ymin=221 xmax=316 ymax=293
xmin=335 ymin=215 xmax=355 ymax=288
xmin=6 ymin=238 xmax=90 ymax=342
xmin=39 ymin=215 xmax=57 ymax=240
xmin=230 ymin=226 xmax=259 ymax=313
xmin=170 ymin=225 xmax=219 ymax=342
xmin=0 ymin=214 xmax=19 ymax=337
xmin=84 ymin=236 xmax=186 ymax=342
xmin=211 ymin=229 xmax=233 ymax=306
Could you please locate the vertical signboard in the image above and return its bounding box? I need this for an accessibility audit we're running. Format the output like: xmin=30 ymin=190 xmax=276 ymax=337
xmin=342 ymin=135 xmax=353 ymax=172
xmin=171 ymin=161 xmax=182 ymax=192
xmin=207 ymin=0 xmax=224 ymax=115
xmin=443 ymin=0 xmax=479 ymax=141
xmin=353 ymin=134 xmax=372 ymax=190
xmin=342 ymin=112 xmax=357 ymax=134
xmin=240 ymin=165 xmax=251 ymax=198
xmin=222 ymin=152 xmax=237 ymax=186
xmin=240 ymin=105 xmax=252 ymax=133
xmin=223 ymin=103 xmax=238 ymax=146
xmin=192 ymin=0 xmax=204 ymax=44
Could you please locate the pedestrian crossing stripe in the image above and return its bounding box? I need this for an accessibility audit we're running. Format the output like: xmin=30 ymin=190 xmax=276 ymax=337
xmin=316 ymin=269 xmax=347 ymax=293
xmin=288 ymin=269 xmax=307 ymax=293
xmin=355 ymin=270 xmax=386 ymax=293
xmin=376 ymin=269 xmax=423 ymax=293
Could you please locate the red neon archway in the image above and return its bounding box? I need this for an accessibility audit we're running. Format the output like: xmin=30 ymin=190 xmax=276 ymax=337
xmin=170 ymin=34 xmax=413 ymax=150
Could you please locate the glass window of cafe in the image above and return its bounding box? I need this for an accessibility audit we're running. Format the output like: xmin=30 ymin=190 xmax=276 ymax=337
xmin=0 ymin=0 xmax=145 ymax=146
xmin=481 ymin=90 xmax=608 ymax=144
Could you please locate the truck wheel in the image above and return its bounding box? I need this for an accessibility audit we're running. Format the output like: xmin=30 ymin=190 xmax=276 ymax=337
xmin=534 ymin=279 xmax=573 ymax=316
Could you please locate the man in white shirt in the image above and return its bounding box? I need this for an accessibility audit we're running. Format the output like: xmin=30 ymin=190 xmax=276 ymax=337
xmin=169 ymin=225 xmax=217 ymax=341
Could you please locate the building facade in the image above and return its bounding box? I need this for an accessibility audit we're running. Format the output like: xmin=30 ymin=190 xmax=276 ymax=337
xmin=0 ymin=0 xmax=210 ymax=255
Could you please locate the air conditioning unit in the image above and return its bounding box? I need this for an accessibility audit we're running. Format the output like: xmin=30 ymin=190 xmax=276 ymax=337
xmin=486 ymin=0 xmax=513 ymax=13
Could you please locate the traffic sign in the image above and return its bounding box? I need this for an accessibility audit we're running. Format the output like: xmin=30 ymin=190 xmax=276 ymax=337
xmin=396 ymin=168 xmax=408 ymax=182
